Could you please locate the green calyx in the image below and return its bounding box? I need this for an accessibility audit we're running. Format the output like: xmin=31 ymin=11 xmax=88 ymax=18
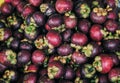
xmin=0 ymin=28 xmax=4 ymax=41
xmin=93 ymin=56 xmax=102 ymax=72
xmin=48 ymin=66 xmax=59 ymax=79
xmin=65 ymin=11 xmax=76 ymax=18
xmin=3 ymin=70 xmax=15 ymax=81
xmin=40 ymin=3 xmax=48 ymax=13
xmin=53 ymin=24 xmax=66 ymax=32
xmin=82 ymin=44 xmax=93 ymax=57
xmin=111 ymin=76 xmax=120 ymax=82
xmin=80 ymin=4 xmax=91 ymax=18
xmin=6 ymin=50 xmax=17 ymax=65
xmin=84 ymin=64 xmax=96 ymax=78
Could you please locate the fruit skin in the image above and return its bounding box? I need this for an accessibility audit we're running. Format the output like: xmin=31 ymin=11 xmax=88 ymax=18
xmin=22 ymin=4 xmax=35 ymax=18
xmin=71 ymin=32 xmax=88 ymax=46
xmin=23 ymin=73 xmax=37 ymax=83
xmin=64 ymin=12 xmax=77 ymax=29
xmin=57 ymin=44 xmax=73 ymax=56
xmin=0 ymin=3 xmax=13 ymax=15
xmin=62 ymin=29 xmax=72 ymax=42
xmin=72 ymin=51 xmax=87 ymax=64
xmin=45 ymin=14 xmax=63 ymax=31
xmin=47 ymin=61 xmax=64 ymax=79
xmin=64 ymin=66 xmax=75 ymax=80
xmin=16 ymin=2 xmax=26 ymax=13
xmin=28 ymin=0 xmax=43 ymax=7
xmin=103 ymin=39 xmax=120 ymax=52
xmin=32 ymin=50 xmax=46 ymax=65
xmin=98 ymin=75 xmax=109 ymax=83
xmin=77 ymin=19 xmax=91 ymax=34
xmin=93 ymin=54 xmax=114 ymax=74
xmin=11 ymin=0 xmax=21 ymax=7
xmin=90 ymin=8 xmax=107 ymax=24
xmin=55 ymin=0 xmax=73 ymax=14
xmin=17 ymin=50 xmax=31 ymax=67
xmin=90 ymin=24 xmax=103 ymax=41
xmin=107 ymin=11 xmax=117 ymax=20
xmin=46 ymin=30 xmax=62 ymax=47
xmin=24 ymin=64 xmax=38 ymax=73
xmin=0 ymin=63 xmax=6 ymax=73
xmin=108 ymin=68 xmax=120 ymax=82
xmin=104 ymin=19 xmax=118 ymax=32
xmin=38 ymin=76 xmax=55 ymax=83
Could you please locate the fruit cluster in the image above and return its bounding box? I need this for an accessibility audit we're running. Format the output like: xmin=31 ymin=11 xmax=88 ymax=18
xmin=0 ymin=0 xmax=120 ymax=83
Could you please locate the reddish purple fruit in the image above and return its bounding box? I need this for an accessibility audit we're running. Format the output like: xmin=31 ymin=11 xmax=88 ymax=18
xmin=17 ymin=50 xmax=31 ymax=67
xmin=38 ymin=76 xmax=55 ymax=83
xmin=71 ymin=32 xmax=88 ymax=46
xmin=32 ymin=50 xmax=46 ymax=65
xmin=55 ymin=0 xmax=73 ymax=14
xmin=57 ymin=44 xmax=73 ymax=56
xmin=28 ymin=0 xmax=43 ymax=7
xmin=16 ymin=2 xmax=26 ymax=13
xmin=0 ymin=3 xmax=13 ymax=15
xmin=107 ymin=11 xmax=117 ymax=20
xmin=23 ymin=73 xmax=37 ymax=83
xmin=45 ymin=14 xmax=63 ymax=31
xmin=11 ymin=0 xmax=21 ymax=7
xmin=104 ymin=19 xmax=118 ymax=32
xmin=22 ymin=5 xmax=35 ymax=18
xmin=72 ymin=51 xmax=87 ymax=64
xmin=78 ymin=19 xmax=91 ymax=34
xmin=46 ymin=30 xmax=62 ymax=47
xmin=93 ymin=54 xmax=114 ymax=74
xmin=90 ymin=7 xmax=107 ymax=24
xmin=108 ymin=68 xmax=120 ymax=82
xmin=47 ymin=61 xmax=64 ymax=79
xmin=64 ymin=12 xmax=77 ymax=29
xmin=90 ymin=24 xmax=103 ymax=41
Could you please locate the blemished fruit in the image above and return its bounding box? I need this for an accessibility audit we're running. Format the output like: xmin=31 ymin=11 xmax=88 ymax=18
xmin=0 ymin=0 xmax=120 ymax=82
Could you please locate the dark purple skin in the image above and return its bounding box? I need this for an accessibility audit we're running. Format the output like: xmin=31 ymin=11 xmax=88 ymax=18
xmin=17 ymin=50 xmax=31 ymax=67
xmin=22 ymin=4 xmax=35 ymax=18
xmin=16 ymin=2 xmax=26 ymax=13
xmin=0 ymin=63 xmax=6 ymax=73
xmin=104 ymin=0 xmax=116 ymax=8
xmin=40 ymin=3 xmax=56 ymax=16
xmin=71 ymin=32 xmax=88 ymax=46
xmin=26 ymin=12 xmax=45 ymax=27
xmin=23 ymin=73 xmax=37 ymax=83
xmin=0 ymin=3 xmax=13 ymax=15
xmin=19 ymin=41 xmax=33 ymax=51
xmin=72 ymin=51 xmax=87 ymax=64
xmin=62 ymin=29 xmax=72 ymax=42
xmin=11 ymin=0 xmax=21 ymax=7
xmin=64 ymin=66 xmax=75 ymax=80
xmin=13 ymin=30 xmax=24 ymax=40
xmin=10 ymin=38 xmax=20 ymax=51
xmin=57 ymin=44 xmax=73 ymax=56
xmin=28 ymin=0 xmax=43 ymax=7
xmin=77 ymin=19 xmax=91 ymax=34
xmin=75 ymin=68 xmax=81 ymax=77
xmin=45 ymin=14 xmax=63 ymax=31
xmin=39 ymin=68 xmax=47 ymax=76
xmin=47 ymin=61 xmax=64 ymax=79
xmin=98 ymin=75 xmax=109 ymax=83
xmin=58 ymin=80 xmax=73 ymax=83
xmin=104 ymin=19 xmax=118 ymax=32
xmin=32 ymin=50 xmax=46 ymax=65
xmin=111 ymin=54 xmax=120 ymax=66
xmin=103 ymin=39 xmax=120 ymax=52
xmin=38 ymin=76 xmax=55 ymax=83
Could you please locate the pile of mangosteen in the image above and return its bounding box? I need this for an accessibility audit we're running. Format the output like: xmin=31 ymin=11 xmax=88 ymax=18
xmin=0 ymin=0 xmax=120 ymax=83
